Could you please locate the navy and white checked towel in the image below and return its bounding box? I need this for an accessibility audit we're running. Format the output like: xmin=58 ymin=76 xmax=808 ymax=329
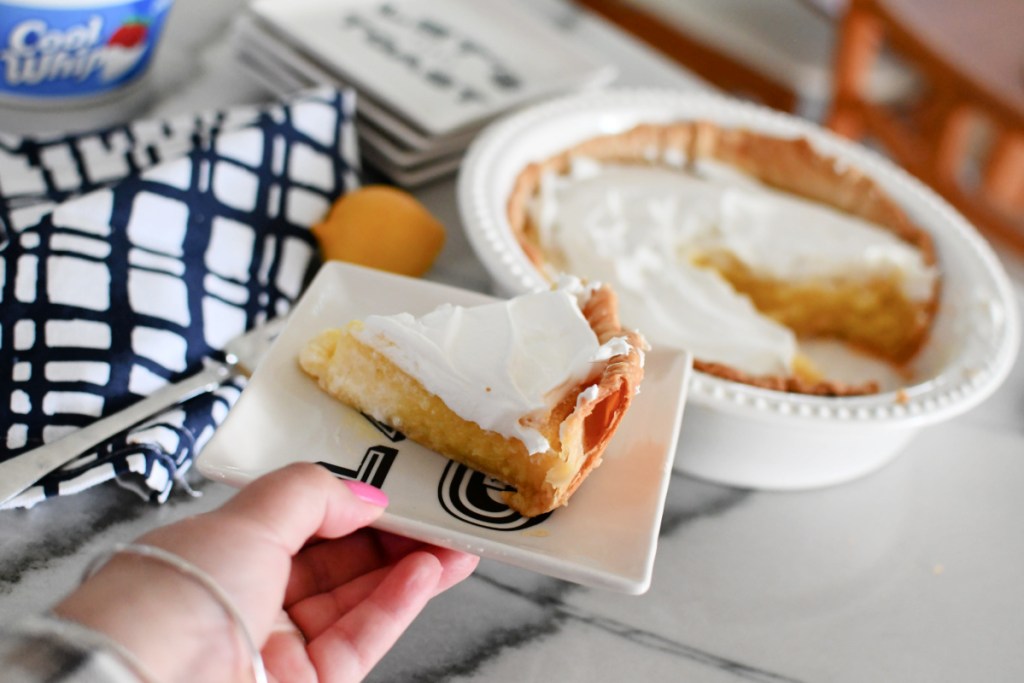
xmin=0 ymin=87 xmax=360 ymax=509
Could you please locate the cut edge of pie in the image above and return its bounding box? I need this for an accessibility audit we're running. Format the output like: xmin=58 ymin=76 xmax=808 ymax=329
xmin=506 ymin=120 xmax=941 ymax=397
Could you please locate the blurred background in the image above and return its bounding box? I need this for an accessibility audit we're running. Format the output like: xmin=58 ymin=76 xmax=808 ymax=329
xmin=576 ymin=0 xmax=1024 ymax=264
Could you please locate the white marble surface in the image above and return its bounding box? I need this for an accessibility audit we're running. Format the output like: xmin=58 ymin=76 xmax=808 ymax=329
xmin=3 ymin=1 xmax=1024 ymax=681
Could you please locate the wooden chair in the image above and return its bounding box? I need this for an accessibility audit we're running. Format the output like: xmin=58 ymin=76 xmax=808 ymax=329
xmin=827 ymin=0 xmax=1024 ymax=255
xmin=573 ymin=0 xmax=912 ymax=118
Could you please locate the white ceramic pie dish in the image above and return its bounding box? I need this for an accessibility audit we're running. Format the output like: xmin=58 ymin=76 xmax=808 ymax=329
xmin=457 ymin=88 xmax=1021 ymax=490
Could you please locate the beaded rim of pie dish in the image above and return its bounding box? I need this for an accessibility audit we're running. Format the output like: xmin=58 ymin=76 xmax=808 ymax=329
xmin=458 ymin=88 xmax=1020 ymax=427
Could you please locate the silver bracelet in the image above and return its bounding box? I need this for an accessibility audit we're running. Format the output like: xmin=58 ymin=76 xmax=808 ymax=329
xmin=82 ymin=542 xmax=268 ymax=683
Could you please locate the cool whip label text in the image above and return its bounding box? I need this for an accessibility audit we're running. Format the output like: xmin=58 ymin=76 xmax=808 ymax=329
xmin=3 ymin=17 xmax=108 ymax=85
xmin=0 ymin=2 xmax=166 ymax=99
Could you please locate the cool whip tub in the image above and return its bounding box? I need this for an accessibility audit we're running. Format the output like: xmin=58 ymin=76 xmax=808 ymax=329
xmin=0 ymin=0 xmax=173 ymax=110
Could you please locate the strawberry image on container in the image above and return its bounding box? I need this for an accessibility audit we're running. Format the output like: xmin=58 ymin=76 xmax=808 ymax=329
xmin=108 ymin=18 xmax=149 ymax=49
xmin=100 ymin=17 xmax=151 ymax=82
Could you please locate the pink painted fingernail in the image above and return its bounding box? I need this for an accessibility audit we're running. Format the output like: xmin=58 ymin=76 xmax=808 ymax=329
xmin=343 ymin=480 xmax=389 ymax=507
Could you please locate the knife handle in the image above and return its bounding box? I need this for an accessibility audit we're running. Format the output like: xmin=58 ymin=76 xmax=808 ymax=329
xmin=0 ymin=363 xmax=234 ymax=508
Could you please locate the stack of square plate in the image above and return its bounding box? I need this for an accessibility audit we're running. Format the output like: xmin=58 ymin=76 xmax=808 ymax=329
xmin=231 ymin=0 xmax=616 ymax=186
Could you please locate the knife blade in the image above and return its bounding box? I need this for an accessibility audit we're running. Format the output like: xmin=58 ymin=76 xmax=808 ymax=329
xmin=0 ymin=317 xmax=288 ymax=508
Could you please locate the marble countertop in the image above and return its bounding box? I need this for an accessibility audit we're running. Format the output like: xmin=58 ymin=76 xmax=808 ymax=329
xmin=3 ymin=1 xmax=1024 ymax=681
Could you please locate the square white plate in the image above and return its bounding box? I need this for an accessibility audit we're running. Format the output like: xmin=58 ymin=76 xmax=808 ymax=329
xmin=231 ymin=44 xmax=462 ymax=186
xmin=249 ymin=0 xmax=616 ymax=137
xmin=233 ymin=14 xmax=478 ymax=154
xmin=198 ymin=263 xmax=692 ymax=593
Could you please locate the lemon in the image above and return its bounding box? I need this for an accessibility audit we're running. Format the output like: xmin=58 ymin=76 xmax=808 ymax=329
xmin=312 ymin=185 xmax=446 ymax=277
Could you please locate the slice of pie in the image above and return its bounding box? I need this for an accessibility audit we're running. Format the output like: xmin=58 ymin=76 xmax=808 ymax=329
xmin=507 ymin=121 xmax=941 ymax=396
xmin=299 ymin=279 xmax=647 ymax=517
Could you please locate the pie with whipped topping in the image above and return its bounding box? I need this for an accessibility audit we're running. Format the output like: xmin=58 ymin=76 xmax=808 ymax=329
xmin=299 ymin=279 xmax=647 ymax=517
xmin=507 ymin=121 xmax=941 ymax=396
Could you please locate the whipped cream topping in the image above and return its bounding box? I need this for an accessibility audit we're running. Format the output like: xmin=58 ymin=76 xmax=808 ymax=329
xmin=352 ymin=280 xmax=631 ymax=454
xmin=529 ymin=159 xmax=938 ymax=376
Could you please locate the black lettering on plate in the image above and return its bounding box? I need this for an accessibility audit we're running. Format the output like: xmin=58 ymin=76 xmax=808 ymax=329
xmin=317 ymin=445 xmax=397 ymax=488
xmin=438 ymin=462 xmax=550 ymax=530
xmin=361 ymin=414 xmax=405 ymax=442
